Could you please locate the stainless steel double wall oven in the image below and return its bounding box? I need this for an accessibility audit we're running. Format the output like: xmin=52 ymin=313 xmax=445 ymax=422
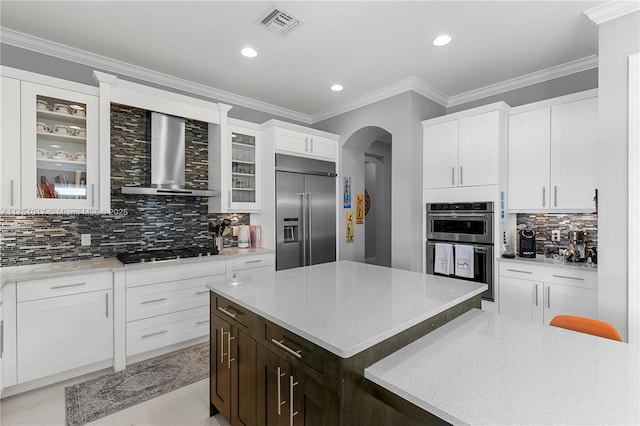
xmin=426 ymin=202 xmax=494 ymax=301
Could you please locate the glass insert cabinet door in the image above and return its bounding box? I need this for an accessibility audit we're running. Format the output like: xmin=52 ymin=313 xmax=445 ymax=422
xmin=229 ymin=126 xmax=261 ymax=210
xmin=20 ymin=82 xmax=99 ymax=210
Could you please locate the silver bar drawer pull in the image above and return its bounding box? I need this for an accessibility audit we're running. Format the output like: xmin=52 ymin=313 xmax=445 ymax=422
xmin=460 ymin=166 xmax=463 ymax=185
xmin=542 ymin=186 xmax=546 ymax=207
xmin=451 ymin=167 xmax=455 ymax=185
xmin=271 ymin=338 xmax=303 ymax=359
xmin=217 ymin=306 xmax=238 ymax=319
xmin=195 ymin=290 xmax=209 ymax=295
xmin=141 ymin=297 xmax=168 ymax=305
xmin=220 ymin=327 xmax=225 ymax=364
xmin=547 ymin=286 xmax=551 ymax=309
xmin=142 ymin=330 xmax=168 ymax=339
xmin=506 ymin=269 xmax=533 ymax=274
xmin=277 ymin=367 xmax=286 ymax=415
xmin=196 ymin=320 xmax=209 ymax=325
xmin=290 ymin=375 xmax=299 ymax=426
xmin=51 ymin=282 xmax=87 ymax=290
xmin=534 ymin=284 xmax=538 ymax=306
xmin=552 ymin=274 xmax=584 ymax=281
xmin=227 ymin=332 xmax=235 ymax=369
xmin=106 ymin=293 xmax=109 ymax=318
xmin=244 ymin=259 xmax=263 ymax=264
xmin=10 ymin=180 xmax=14 ymax=206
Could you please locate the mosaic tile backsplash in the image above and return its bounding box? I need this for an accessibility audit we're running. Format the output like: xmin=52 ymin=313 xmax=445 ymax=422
xmin=0 ymin=104 xmax=248 ymax=267
xmin=516 ymin=213 xmax=598 ymax=255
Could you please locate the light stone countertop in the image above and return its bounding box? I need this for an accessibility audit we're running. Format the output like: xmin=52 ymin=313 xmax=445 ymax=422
xmin=0 ymin=247 xmax=273 ymax=285
xmin=499 ymin=254 xmax=598 ymax=271
xmin=365 ymin=308 xmax=640 ymax=425
xmin=206 ymin=260 xmax=487 ymax=358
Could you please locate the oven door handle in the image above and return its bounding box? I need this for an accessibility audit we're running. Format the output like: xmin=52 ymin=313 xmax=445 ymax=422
xmin=428 ymin=213 xmax=492 ymax=218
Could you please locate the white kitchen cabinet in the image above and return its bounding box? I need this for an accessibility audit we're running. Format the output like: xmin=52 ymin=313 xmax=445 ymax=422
xmin=0 ymin=67 xmax=104 ymax=212
xmin=16 ymin=272 xmax=113 ymax=383
xmin=508 ymin=92 xmax=598 ymax=211
xmin=423 ymin=105 xmax=507 ymax=189
xmin=225 ymin=252 xmax=274 ymax=278
xmin=499 ymin=261 xmax=597 ymax=325
xmin=210 ymin=119 xmax=262 ymax=213
xmin=274 ymin=126 xmax=337 ymax=161
xmin=1 ymin=76 xmax=22 ymax=210
xmin=124 ymin=259 xmax=226 ymax=360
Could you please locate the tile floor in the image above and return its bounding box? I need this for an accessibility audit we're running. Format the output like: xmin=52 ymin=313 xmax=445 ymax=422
xmin=0 ymin=372 xmax=230 ymax=426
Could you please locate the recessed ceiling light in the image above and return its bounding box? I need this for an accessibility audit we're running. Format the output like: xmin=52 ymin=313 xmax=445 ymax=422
xmin=433 ymin=34 xmax=452 ymax=47
xmin=241 ymin=47 xmax=257 ymax=58
xmin=330 ymin=84 xmax=344 ymax=92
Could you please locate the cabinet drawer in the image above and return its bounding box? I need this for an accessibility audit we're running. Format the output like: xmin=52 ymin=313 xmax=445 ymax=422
xmin=125 ymin=259 xmax=225 ymax=287
xmin=227 ymin=253 xmax=274 ymax=272
xmin=231 ymin=265 xmax=274 ymax=279
xmin=265 ymin=322 xmax=324 ymax=376
xmin=126 ymin=276 xmax=213 ymax=322
xmin=212 ymin=294 xmax=258 ymax=332
xmin=126 ymin=306 xmax=209 ymax=357
xmin=545 ymin=270 xmax=597 ymax=290
xmin=17 ymin=271 xmax=112 ymax=302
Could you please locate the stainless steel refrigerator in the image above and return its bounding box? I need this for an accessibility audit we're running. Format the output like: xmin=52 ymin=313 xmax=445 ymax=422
xmin=275 ymin=154 xmax=337 ymax=270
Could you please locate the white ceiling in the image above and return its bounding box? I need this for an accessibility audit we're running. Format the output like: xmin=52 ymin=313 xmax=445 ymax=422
xmin=0 ymin=1 xmax=604 ymax=122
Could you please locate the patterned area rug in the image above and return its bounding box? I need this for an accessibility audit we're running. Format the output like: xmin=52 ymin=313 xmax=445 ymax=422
xmin=65 ymin=342 xmax=209 ymax=426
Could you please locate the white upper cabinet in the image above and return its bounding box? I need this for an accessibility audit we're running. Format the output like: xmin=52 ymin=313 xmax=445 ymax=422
xmin=508 ymin=108 xmax=551 ymax=210
xmin=1 ymin=76 xmax=22 ymax=210
xmin=1 ymin=67 xmax=103 ymax=212
xmin=423 ymin=105 xmax=507 ymax=189
xmin=550 ymin=97 xmax=598 ymax=210
xmin=423 ymin=120 xmax=458 ymax=188
xmin=508 ymin=92 xmax=598 ymax=212
xmin=274 ymin=127 xmax=337 ymax=161
xmin=209 ymin=119 xmax=262 ymax=213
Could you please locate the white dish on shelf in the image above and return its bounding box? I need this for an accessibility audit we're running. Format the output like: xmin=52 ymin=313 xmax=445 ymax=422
xmin=52 ymin=103 xmax=71 ymax=114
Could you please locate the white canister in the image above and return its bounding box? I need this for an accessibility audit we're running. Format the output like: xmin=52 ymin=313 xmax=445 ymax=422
xmin=238 ymin=225 xmax=250 ymax=248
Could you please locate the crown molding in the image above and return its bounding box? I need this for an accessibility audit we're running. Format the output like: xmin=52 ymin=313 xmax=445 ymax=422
xmin=311 ymin=77 xmax=448 ymax=124
xmin=1 ymin=27 xmax=601 ymax=126
xmin=584 ymin=1 xmax=640 ymax=25
xmin=0 ymin=27 xmax=312 ymax=124
xmin=447 ymin=55 xmax=599 ymax=108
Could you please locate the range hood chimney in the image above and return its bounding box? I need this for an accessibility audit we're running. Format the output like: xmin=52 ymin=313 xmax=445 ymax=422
xmin=121 ymin=112 xmax=218 ymax=197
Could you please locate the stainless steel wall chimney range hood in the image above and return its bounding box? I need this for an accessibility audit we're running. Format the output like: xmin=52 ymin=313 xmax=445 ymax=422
xmin=121 ymin=112 xmax=218 ymax=197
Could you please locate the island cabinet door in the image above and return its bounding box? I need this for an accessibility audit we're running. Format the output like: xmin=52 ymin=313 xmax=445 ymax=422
xmin=210 ymin=314 xmax=231 ymax=419
xmin=293 ymin=366 xmax=340 ymax=426
xmin=230 ymin=328 xmax=257 ymax=426
xmin=257 ymin=345 xmax=290 ymax=426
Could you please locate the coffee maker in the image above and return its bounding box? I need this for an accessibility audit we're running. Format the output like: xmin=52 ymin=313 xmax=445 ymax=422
xmin=565 ymin=230 xmax=587 ymax=262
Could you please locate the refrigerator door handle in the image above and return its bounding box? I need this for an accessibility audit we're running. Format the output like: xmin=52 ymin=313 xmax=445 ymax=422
xmin=307 ymin=192 xmax=312 ymax=265
xmin=298 ymin=192 xmax=307 ymax=266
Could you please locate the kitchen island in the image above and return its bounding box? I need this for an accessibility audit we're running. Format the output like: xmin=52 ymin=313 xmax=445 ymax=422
xmin=206 ymin=260 xmax=486 ymax=425
xmin=365 ymin=308 xmax=640 ymax=425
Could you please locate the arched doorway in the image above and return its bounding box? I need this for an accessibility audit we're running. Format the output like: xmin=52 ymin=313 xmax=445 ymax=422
xmin=341 ymin=126 xmax=392 ymax=267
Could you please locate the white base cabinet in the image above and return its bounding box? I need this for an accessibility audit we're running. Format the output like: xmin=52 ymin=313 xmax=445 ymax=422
xmin=14 ymin=271 xmax=113 ymax=384
xmin=17 ymin=289 xmax=113 ymax=383
xmin=499 ymin=261 xmax=597 ymax=325
xmin=124 ymin=259 xmax=226 ymax=359
xmin=225 ymin=252 xmax=274 ymax=278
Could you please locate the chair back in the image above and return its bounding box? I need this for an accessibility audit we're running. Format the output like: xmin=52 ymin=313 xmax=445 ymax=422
xmin=550 ymin=315 xmax=622 ymax=341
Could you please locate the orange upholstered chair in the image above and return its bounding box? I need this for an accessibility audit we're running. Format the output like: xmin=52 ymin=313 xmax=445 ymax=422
xmin=550 ymin=315 xmax=622 ymax=341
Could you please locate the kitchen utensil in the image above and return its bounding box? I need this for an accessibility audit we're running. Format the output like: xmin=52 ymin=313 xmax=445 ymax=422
xmin=52 ymin=125 xmax=72 ymax=135
xmin=53 ymin=103 xmax=71 ymax=114
xmin=567 ymin=230 xmax=587 ymax=262
xmin=37 ymin=148 xmax=51 ymax=158
xmin=36 ymin=122 xmax=51 ymax=133
xmin=36 ymin=100 xmax=49 ymax=110
xmin=52 ymin=150 xmax=71 ymax=160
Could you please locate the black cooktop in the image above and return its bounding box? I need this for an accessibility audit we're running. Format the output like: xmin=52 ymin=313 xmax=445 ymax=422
xmin=116 ymin=247 xmax=216 ymax=264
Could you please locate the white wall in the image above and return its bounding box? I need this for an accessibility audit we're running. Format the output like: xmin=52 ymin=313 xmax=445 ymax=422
xmin=314 ymin=92 xmax=446 ymax=271
xmin=596 ymin=11 xmax=640 ymax=341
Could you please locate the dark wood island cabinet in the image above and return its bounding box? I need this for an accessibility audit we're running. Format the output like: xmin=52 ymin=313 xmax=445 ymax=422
xmin=208 ymin=261 xmax=485 ymax=425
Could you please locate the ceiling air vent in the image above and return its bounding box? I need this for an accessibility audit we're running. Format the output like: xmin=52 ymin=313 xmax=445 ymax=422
xmin=258 ymin=6 xmax=303 ymax=36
